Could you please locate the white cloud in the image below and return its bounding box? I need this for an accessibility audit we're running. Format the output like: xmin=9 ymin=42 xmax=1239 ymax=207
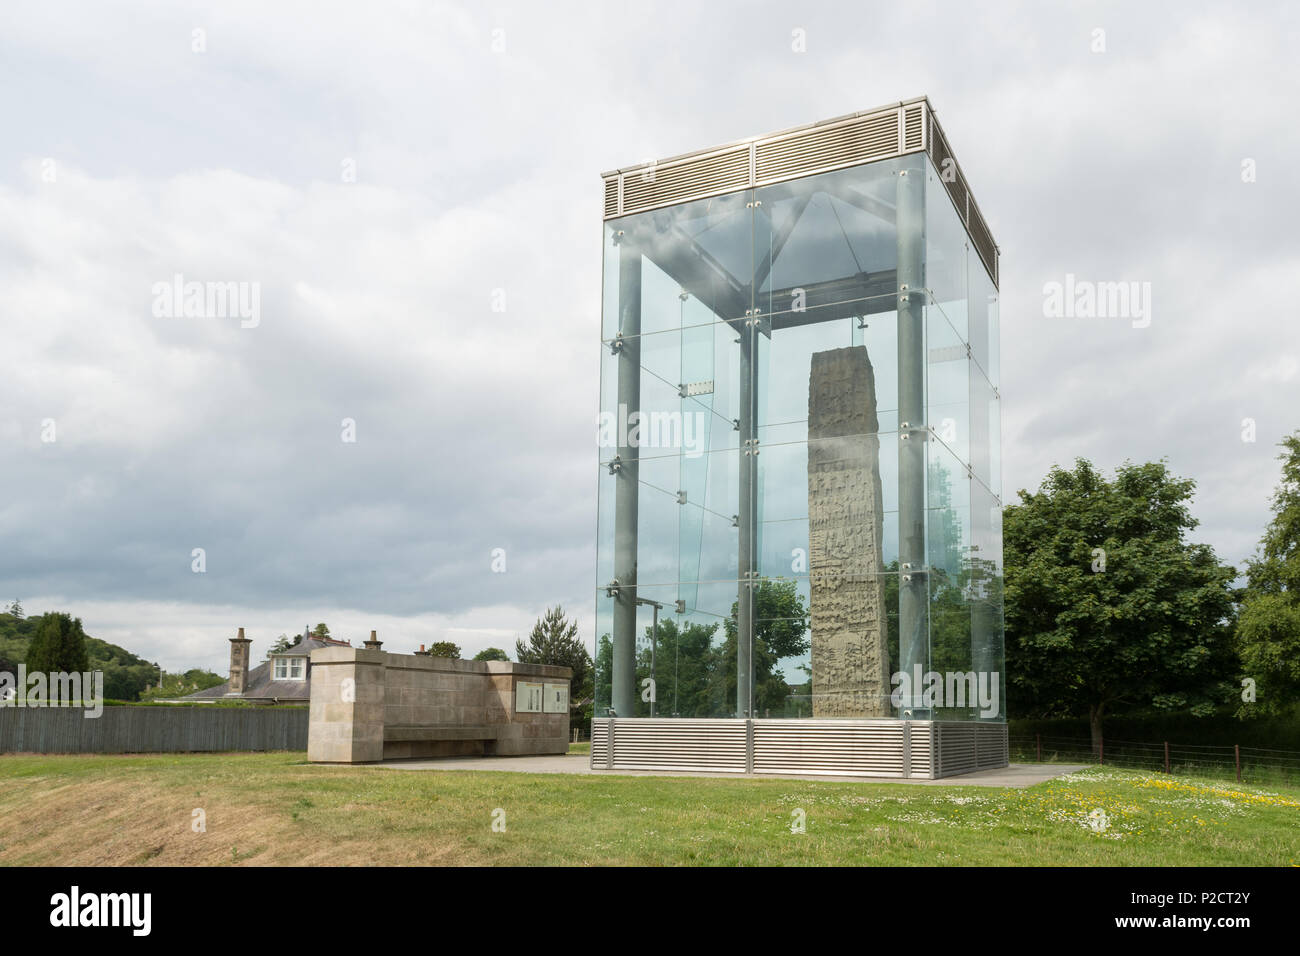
xmin=1 ymin=0 xmax=1296 ymax=667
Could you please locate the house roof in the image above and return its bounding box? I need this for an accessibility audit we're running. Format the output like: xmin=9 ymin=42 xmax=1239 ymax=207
xmin=184 ymin=633 xmax=350 ymax=701
xmin=276 ymin=633 xmax=350 ymax=656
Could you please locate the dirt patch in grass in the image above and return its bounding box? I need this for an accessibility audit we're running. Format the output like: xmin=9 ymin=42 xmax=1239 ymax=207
xmin=0 ymin=756 xmax=487 ymax=866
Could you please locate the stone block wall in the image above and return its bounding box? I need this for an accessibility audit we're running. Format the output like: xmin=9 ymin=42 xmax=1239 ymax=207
xmin=307 ymin=647 xmax=571 ymax=763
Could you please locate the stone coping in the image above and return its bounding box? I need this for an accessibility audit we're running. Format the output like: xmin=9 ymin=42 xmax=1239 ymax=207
xmin=309 ymin=646 xmax=571 ymax=680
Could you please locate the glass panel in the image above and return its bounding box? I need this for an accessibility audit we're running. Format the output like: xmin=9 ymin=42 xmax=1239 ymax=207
xmin=754 ymin=159 xmax=904 ymax=319
xmin=602 ymin=188 xmax=752 ymax=340
xmin=969 ymin=361 xmax=1000 ymax=500
xmin=593 ymin=589 xmax=614 ymax=715
xmin=924 ymin=155 xmax=969 ymax=342
xmin=926 ymin=439 xmax=970 ymax=587
xmin=968 ymin=246 xmax=998 ymax=385
xmin=926 ymin=295 xmax=970 ymax=469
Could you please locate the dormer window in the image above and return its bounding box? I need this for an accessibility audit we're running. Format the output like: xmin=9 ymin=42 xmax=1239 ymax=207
xmin=273 ymin=656 xmax=306 ymax=681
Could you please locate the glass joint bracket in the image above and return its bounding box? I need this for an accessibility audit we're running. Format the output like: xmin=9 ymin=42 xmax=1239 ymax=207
xmin=900 ymin=563 xmax=930 ymax=585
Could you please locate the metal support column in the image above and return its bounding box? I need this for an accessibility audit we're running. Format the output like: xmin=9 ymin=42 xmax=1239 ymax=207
xmin=896 ymin=162 xmax=929 ymax=715
xmin=611 ymin=239 xmax=641 ymax=719
xmin=737 ymin=317 xmax=757 ymax=718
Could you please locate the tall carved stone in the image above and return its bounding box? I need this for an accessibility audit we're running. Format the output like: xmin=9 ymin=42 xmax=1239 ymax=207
xmin=807 ymin=347 xmax=892 ymax=717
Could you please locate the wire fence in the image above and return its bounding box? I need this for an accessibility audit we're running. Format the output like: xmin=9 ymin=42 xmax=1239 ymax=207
xmin=1011 ymin=733 xmax=1300 ymax=788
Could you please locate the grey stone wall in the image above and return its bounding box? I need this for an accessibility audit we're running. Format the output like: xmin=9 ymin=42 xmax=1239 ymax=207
xmin=308 ymin=649 xmax=571 ymax=763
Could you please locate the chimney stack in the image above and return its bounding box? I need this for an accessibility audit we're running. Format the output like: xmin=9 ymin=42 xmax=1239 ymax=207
xmin=364 ymin=629 xmax=383 ymax=650
xmin=228 ymin=627 xmax=252 ymax=696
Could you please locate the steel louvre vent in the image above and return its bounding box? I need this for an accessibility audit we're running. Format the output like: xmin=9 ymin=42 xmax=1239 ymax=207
xmin=590 ymin=720 xmax=609 ymax=768
xmin=927 ymin=116 xmax=969 ymax=227
xmin=937 ymin=723 xmax=979 ymax=777
xmin=968 ymin=205 xmax=1000 ymax=286
xmin=619 ymin=146 xmax=751 ymax=217
xmin=603 ymin=717 xmax=749 ymax=773
xmin=590 ymin=718 xmax=1005 ymax=778
xmin=910 ymin=723 xmax=935 ymax=776
xmin=603 ymin=177 xmax=619 ymax=218
xmin=752 ymin=719 xmax=907 ymax=776
xmin=903 ymin=102 xmax=925 ymax=150
xmin=755 ymin=112 xmax=899 ymax=182
xmin=975 ymin=722 xmax=1009 ymax=770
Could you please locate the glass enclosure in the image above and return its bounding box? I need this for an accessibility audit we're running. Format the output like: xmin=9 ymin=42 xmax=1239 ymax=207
xmin=595 ymin=152 xmax=1003 ymax=723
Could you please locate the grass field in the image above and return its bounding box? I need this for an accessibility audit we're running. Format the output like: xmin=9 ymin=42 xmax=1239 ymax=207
xmin=0 ymin=752 xmax=1296 ymax=866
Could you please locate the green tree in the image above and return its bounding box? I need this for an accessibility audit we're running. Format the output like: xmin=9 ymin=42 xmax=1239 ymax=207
xmin=26 ymin=613 xmax=91 ymax=701
xmin=633 ymin=618 xmax=720 ymax=717
xmin=6 ymin=600 xmax=22 ymax=620
xmin=427 ymin=641 xmax=462 ymax=659
xmin=0 ymin=611 xmax=163 ymax=701
xmin=1004 ymin=459 xmax=1238 ymax=751
xmin=516 ymin=606 xmax=593 ymax=731
xmin=264 ymin=634 xmax=293 ymax=659
xmin=472 ymin=647 xmax=510 ymax=662
xmin=1236 ymin=432 xmax=1300 ymax=715
xmin=722 ymin=578 xmax=811 ymax=716
xmin=313 ymin=623 xmax=330 ymax=639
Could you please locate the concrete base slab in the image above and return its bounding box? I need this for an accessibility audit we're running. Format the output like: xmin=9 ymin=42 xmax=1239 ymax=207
xmin=371 ymin=755 xmax=1088 ymax=788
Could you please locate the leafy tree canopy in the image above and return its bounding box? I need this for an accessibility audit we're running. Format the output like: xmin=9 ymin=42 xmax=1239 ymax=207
xmin=1003 ymin=458 xmax=1238 ymax=748
xmin=26 ymin=613 xmax=91 ymax=702
xmin=264 ymin=634 xmax=294 ymax=659
xmin=1236 ymin=432 xmax=1300 ymax=715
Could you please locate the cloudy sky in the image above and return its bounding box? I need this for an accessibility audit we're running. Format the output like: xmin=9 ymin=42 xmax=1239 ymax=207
xmin=2 ymin=1 xmax=1297 ymax=673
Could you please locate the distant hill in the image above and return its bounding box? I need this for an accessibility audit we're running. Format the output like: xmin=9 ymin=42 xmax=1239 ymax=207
xmin=0 ymin=611 xmax=222 ymax=701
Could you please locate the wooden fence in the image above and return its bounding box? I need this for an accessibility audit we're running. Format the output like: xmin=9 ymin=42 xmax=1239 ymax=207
xmin=0 ymin=705 xmax=308 ymax=753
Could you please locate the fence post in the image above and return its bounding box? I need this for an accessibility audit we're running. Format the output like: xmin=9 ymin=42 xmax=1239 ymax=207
xmin=1099 ymin=737 xmax=1104 ymax=766
xmin=1235 ymin=744 xmax=1241 ymax=784
xmin=1036 ymin=733 xmax=1041 ymax=763
xmin=1164 ymin=740 xmax=1170 ymax=775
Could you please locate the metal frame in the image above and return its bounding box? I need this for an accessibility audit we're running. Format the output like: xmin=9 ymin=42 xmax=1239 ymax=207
xmin=601 ymin=96 xmax=998 ymax=287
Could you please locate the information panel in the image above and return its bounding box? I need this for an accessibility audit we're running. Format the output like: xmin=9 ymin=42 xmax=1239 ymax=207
xmin=543 ymin=683 xmax=569 ymax=714
xmin=515 ymin=681 xmax=543 ymax=713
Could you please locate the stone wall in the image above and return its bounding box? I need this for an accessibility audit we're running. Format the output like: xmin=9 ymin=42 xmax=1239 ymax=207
xmin=307 ymin=647 xmax=571 ymax=763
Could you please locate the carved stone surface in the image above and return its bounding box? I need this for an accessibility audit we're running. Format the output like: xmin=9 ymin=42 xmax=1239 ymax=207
xmin=807 ymin=347 xmax=892 ymax=717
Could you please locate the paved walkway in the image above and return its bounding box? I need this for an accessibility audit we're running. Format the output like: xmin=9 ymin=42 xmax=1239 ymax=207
xmin=377 ymin=754 xmax=1088 ymax=788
